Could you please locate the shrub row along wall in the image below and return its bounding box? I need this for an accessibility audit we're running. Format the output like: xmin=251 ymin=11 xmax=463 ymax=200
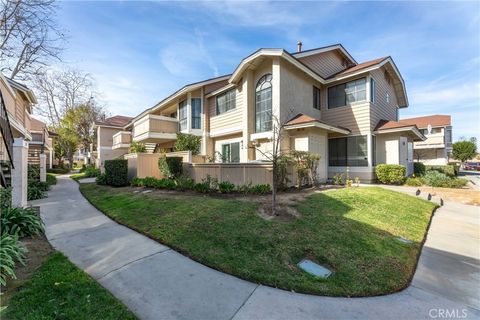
xmin=185 ymin=163 xmax=276 ymax=186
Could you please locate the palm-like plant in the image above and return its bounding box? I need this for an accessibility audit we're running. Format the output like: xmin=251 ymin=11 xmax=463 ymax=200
xmin=1 ymin=207 xmax=44 ymax=237
xmin=0 ymin=233 xmax=27 ymax=286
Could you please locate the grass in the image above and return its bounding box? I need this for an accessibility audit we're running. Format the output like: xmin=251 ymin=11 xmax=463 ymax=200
xmin=5 ymin=252 xmax=136 ymax=320
xmin=46 ymin=173 xmax=57 ymax=186
xmin=80 ymin=184 xmax=437 ymax=297
xmin=70 ymin=172 xmax=87 ymax=182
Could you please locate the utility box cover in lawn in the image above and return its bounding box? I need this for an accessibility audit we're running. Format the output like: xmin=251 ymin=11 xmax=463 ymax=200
xmin=298 ymin=259 xmax=332 ymax=278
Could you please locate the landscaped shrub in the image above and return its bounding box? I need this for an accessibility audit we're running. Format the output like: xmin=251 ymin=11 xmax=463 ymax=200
xmin=157 ymin=178 xmax=176 ymax=189
xmin=96 ymin=173 xmax=107 ymax=185
xmin=249 ymin=184 xmax=271 ymax=195
xmin=0 ymin=233 xmax=26 ymax=286
xmin=426 ymin=165 xmax=457 ymax=177
xmin=174 ymin=133 xmax=201 ymax=155
xmin=104 ymin=159 xmax=128 ymax=187
xmin=332 ymin=173 xmax=344 ymax=185
xmin=375 ymin=164 xmax=406 ymax=185
xmin=175 ymin=176 xmax=195 ymax=191
xmin=27 ymin=182 xmax=47 ymax=200
xmin=413 ymin=162 xmax=426 ymax=176
xmin=84 ymin=165 xmax=100 ymax=178
xmin=422 ymin=170 xmax=451 ymax=187
xmin=28 ymin=164 xmax=40 ymax=182
xmin=142 ymin=176 xmax=158 ymax=188
xmin=218 ymin=181 xmax=235 ymax=194
xmin=236 ymin=183 xmax=253 ymax=195
xmin=129 ymin=141 xmax=147 ymax=153
xmin=130 ymin=177 xmax=143 ymax=187
xmin=47 ymin=166 xmax=70 ymax=174
xmin=1 ymin=207 xmax=44 ymax=237
xmin=158 ymin=156 xmax=183 ymax=179
xmin=405 ymin=177 xmax=423 ymax=187
xmin=1 ymin=187 xmax=12 ymax=211
xmin=446 ymin=178 xmax=468 ymax=188
xmin=46 ymin=173 xmax=57 ymax=186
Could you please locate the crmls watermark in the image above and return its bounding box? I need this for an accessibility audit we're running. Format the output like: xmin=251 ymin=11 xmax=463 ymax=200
xmin=429 ymin=308 xmax=468 ymax=319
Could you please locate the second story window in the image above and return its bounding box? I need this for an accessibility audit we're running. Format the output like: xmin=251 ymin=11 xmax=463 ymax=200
xmin=191 ymin=98 xmax=201 ymax=129
xmin=370 ymin=78 xmax=376 ymax=103
xmin=313 ymin=86 xmax=321 ymax=110
xmin=255 ymin=74 xmax=272 ymax=133
xmin=216 ymin=89 xmax=236 ymax=115
xmin=179 ymin=100 xmax=187 ymax=131
xmin=328 ymin=77 xmax=366 ymax=109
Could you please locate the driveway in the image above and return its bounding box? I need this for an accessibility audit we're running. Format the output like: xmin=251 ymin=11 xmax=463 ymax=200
xmin=32 ymin=176 xmax=480 ymax=320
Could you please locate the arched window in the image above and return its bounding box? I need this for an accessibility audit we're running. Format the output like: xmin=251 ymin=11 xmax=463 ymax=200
xmin=255 ymin=74 xmax=272 ymax=133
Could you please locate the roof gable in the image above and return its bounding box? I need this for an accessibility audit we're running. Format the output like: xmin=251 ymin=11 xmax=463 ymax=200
xmin=398 ymin=115 xmax=451 ymax=128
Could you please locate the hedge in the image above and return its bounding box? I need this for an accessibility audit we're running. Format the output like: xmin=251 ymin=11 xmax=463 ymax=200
xmin=426 ymin=165 xmax=457 ymax=177
xmin=158 ymin=156 xmax=183 ymax=179
xmin=375 ymin=164 xmax=406 ymax=185
xmin=104 ymin=159 xmax=128 ymax=186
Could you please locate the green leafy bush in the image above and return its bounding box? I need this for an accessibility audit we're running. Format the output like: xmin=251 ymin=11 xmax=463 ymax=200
xmin=142 ymin=176 xmax=158 ymax=188
xmin=236 ymin=183 xmax=253 ymax=195
xmin=1 ymin=207 xmax=44 ymax=237
xmin=218 ymin=181 xmax=236 ymax=194
xmin=375 ymin=164 xmax=406 ymax=185
xmin=104 ymin=159 xmax=128 ymax=187
xmin=130 ymin=177 xmax=143 ymax=187
xmin=249 ymin=184 xmax=271 ymax=194
xmin=174 ymin=133 xmax=201 ymax=155
xmin=405 ymin=177 xmax=423 ymax=187
xmin=27 ymin=183 xmax=47 ymax=200
xmin=423 ymin=170 xmax=451 ymax=187
xmin=1 ymin=187 xmax=12 ymax=211
xmin=332 ymin=173 xmax=344 ymax=185
xmin=47 ymin=166 xmax=70 ymax=174
xmin=175 ymin=176 xmax=195 ymax=191
xmin=158 ymin=156 xmax=183 ymax=179
xmin=156 ymin=178 xmax=176 ymax=189
xmin=84 ymin=166 xmax=100 ymax=178
xmin=129 ymin=141 xmax=147 ymax=153
xmin=28 ymin=164 xmax=40 ymax=182
xmin=96 ymin=173 xmax=107 ymax=185
xmin=426 ymin=165 xmax=457 ymax=177
xmin=0 ymin=233 xmax=26 ymax=286
xmin=46 ymin=173 xmax=57 ymax=186
xmin=446 ymin=178 xmax=468 ymax=188
xmin=413 ymin=162 xmax=426 ymax=176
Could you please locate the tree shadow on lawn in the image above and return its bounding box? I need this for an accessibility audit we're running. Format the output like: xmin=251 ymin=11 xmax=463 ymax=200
xmin=80 ymin=185 xmax=436 ymax=297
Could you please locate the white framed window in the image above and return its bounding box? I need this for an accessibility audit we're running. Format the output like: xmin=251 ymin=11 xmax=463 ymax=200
xmin=179 ymin=100 xmax=187 ymax=131
xmin=221 ymin=142 xmax=240 ymax=163
xmin=255 ymin=74 xmax=272 ymax=133
xmin=328 ymin=78 xmax=366 ymax=108
xmin=370 ymin=78 xmax=376 ymax=103
xmin=191 ymin=98 xmax=201 ymax=129
xmin=216 ymin=89 xmax=236 ymax=115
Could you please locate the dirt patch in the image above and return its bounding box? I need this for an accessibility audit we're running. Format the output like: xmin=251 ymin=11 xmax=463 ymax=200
xmin=0 ymin=234 xmax=53 ymax=309
xmin=419 ymin=187 xmax=480 ymax=206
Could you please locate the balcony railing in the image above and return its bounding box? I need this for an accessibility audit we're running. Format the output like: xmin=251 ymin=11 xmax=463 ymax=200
xmin=112 ymin=131 xmax=132 ymax=150
xmin=133 ymin=114 xmax=178 ymax=143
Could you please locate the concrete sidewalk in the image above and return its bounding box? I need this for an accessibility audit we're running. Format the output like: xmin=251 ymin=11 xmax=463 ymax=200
xmin=32 ymin=176 xmax=480 ymax=320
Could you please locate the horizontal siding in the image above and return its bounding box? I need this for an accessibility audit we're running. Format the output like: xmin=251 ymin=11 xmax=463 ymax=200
xmin=298 ymin=50 xmax=346 ymax=78
xmin=204 ymin=79 xmax=229 ymax=95
xmin=370 ymin=68 xmax=399 ymax=129
xmin=321 ymin=102 xmax=371 ymax=135
xmin=209 ymin=88 xmax=243 ymax=133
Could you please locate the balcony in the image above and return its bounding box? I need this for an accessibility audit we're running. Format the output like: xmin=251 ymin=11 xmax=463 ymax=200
xmin=132 ymin=114 xmax=178 ymax=143
xmin=414 ymin=133 xmax=445 ymax=149
xmin=112 ymin=131 xmax=132 ymax=150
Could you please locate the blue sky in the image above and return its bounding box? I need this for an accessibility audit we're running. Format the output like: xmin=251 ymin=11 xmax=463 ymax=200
xmin=56 ymin=1 xmax=479 ymax=141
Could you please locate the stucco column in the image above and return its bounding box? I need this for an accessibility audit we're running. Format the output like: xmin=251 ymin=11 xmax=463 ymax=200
xmin=49 ymin=150 xmax=53 ymax=169
xmin=242 ymin=71 xmax=255 ymax=161
xmin=271 ymin=57 xmax=281 ymax=123
xmin=367 ymin=132 xmax=373 ymax=168
xmin=11 ymin=137 xmax=28 ymax=207
xmin=201 ymin=87 xmax=208 ymax=155
xmin=39 ymin=153 xmax=47 ymax=182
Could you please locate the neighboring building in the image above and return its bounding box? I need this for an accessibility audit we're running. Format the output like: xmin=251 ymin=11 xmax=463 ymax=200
xmin=0 ymin=74 xmax=37 ymax=206
xmin=92 ymin=115 xmax=133 ymax=169
xmin=29 ymin=117 xmax=55 ymax=169
xmin=102 ymin=43 xmax=427 ymax=182
xmin=386 ymin=115 xmax=452 ymax=165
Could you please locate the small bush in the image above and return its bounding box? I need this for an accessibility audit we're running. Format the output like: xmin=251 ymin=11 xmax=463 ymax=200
xmin=174 ymin=133 xmax=201 ymax=155
xmin=413 ymin=162 xmax=426 ymax=176
xmin=1 ymin=207 xmax=44 ymax=237
xmin=236 ymin=183 xmax=253 ymax=195
xmin=175 ymin=176 xmax=195 ymax=191
xmin=142 ymin=176 xmax=158 ymax=188
xmin=84 ymin=166 xmax=100 ymax=178
xmin=446 ymin=178 xmax=468 ymax=188
xmin=28 ymin=164 xmax=40 ymax=182
xmin=405 ymin=177 xmax=423 ymax=186
xmin=218 ymin=181 xmax=235 ymax=194
xmin=423 ymin=170 xmax=451 ymax=187
xmin=194 ymin=175 xmax=218 ymax=193
xmin=1 ymin=187 xmax=12 ymax=211
xmin=332 ymin=173 xmax=344 ymax=185
xmin=129 ymin=141 xmax=147 ymax=153
xmin=375 ymin=164 xmax=406 ymax=185
xmin=96 ymin=173 xmax=107 ymax=185
xmin=426 ymin=165 xmax=457 ymax=177
xmin=46 ymin=173 xmax=57 ymax=186
xmin=249 ymin=184 xmax=271 ymax=195
xmin=156 ymin=178 xmax=176 ymax=189
xmin=27 ymin=182 xmax=47 ymax=200
xmin=104 ymin=159 xmax=128 ymax=187
xmin=130 ymin=177 xmax=143 ymax=187
xmin=158 ymin=156 xmax=183 ymax=179
xmin=47 ymin=166 xmax=70 ymax=174
xmin=0 ymin=233 xmax=26 ymax=286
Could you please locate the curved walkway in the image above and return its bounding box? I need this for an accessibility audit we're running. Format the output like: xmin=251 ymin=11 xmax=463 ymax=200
xmin=31 ymin=176 xmax=480 ymax=320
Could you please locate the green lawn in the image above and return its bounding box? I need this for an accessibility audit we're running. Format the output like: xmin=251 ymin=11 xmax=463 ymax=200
xmin=5 ymin=252 xmax=136 ymax=320
xmin=70 ymin=172 xmax=87 ymax=182
xmin=80 ymin=184 xmax=437 ymax=296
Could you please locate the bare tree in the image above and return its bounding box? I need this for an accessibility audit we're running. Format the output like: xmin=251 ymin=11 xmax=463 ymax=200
xmin=1 ymin=0 xmax=66 ymax=80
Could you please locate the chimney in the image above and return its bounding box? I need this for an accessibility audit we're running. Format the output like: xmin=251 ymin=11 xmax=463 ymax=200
xmin=297 ymin=41 xmax=302 ymax=53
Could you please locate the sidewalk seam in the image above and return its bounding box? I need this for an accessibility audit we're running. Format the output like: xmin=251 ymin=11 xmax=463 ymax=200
xmin=229 ymin=284 xmax=260 ymax=320
xmin=97 ymin=248 xmax=171 ymax=280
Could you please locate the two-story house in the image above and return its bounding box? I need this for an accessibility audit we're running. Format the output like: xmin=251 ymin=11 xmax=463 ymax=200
xmin=0 ymin=74 xmax=37 ymax=206
xmin=386 ymin=115 xmax=452 ymax=165
xmin=109 ymin=43 xmax=426 ymax=183
xmin=29 ymin=117 xmax=55 ymax=169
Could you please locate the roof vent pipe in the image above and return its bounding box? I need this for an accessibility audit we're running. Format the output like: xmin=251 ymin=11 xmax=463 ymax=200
xmin=297 ymin=41 xmax=302 ymax=53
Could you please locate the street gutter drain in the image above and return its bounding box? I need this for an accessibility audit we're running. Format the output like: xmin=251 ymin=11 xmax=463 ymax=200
xmin=396 ymin=237 xmax=413 ymax=244
xmin=297 ymin=259 xmax=332 ymax=279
